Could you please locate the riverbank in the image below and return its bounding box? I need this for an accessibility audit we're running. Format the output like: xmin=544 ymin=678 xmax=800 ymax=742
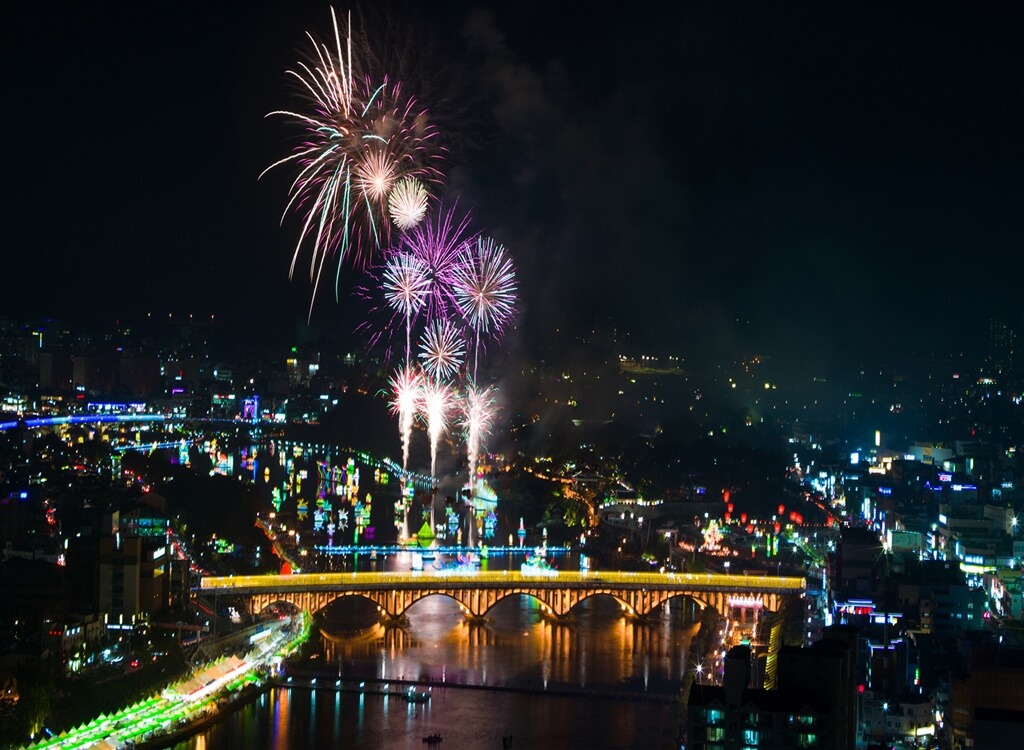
xmin=139 ymin=682 xmax=268 ymax=750
xmin=18 ymin=614 xmax=310 ymax=750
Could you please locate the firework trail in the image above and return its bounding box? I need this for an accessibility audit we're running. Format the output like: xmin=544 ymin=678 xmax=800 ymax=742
xmin=460 ymin=383 xmax=497 ymax=500
xmin=419 ymin=318 xmax=466 ymax=381
xmin=382 ymin=250 xmax=430 ymax=364
xmin=388 ymin=366 xmax=422 ymax=470
xmin=263 ymin=8 xmax=444 ymax=316
xmin=420 ymin=377 xmax=454 ymax=479
xmin=452 ymin=236 xmax=517 ymax=379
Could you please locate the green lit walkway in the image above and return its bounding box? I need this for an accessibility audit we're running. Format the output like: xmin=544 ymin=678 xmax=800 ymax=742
xmin=19 ymin=614 xmax=310 ymax=750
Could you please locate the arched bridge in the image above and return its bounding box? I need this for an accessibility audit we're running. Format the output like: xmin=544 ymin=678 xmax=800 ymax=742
xmin=200 ymin=571 xmax=806 ymax=621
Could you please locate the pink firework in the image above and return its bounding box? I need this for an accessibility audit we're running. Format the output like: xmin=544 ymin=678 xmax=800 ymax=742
xmin=452 ymin=236 xmax=517 ymax=378
xmin=397 ymin=203 xmax=476 ymax=323
xmin=419 ymin=318 xmax=466 ymax=381
xmin=263 ymin=8 xmax=444 ymax=315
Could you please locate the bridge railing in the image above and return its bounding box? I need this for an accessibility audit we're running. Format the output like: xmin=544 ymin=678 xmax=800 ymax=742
xmin=200 ymin=570 xmax=806 ymax=593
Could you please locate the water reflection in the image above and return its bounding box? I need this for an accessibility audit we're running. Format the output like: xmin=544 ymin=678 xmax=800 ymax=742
xmin=315 ymin=593 xmax=699 ymax=696
xmin=174 ymin=593 xmax=692 ymax=750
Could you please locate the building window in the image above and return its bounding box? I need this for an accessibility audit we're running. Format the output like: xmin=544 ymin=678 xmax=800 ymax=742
xmin=707 ymin=727 xmax=725 ymax=741
xmin=798 ymin=733 xmax=818 ymax=748
xmin=743 ymin=729 xmax=760 ymax=745
xmin=708 ymin=709 xmax=724 ymax=724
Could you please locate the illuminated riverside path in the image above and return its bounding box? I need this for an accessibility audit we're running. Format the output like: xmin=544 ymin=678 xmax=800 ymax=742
xmin=19 ymin=614 xmax=310 ymax=750
xmin=201 ymin=570 xmax=806 ymax=621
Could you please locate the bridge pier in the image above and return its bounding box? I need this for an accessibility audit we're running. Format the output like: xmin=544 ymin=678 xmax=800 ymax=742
xmin=636 ymin=610 xmax=662 ymax=625
xmin=540 ymin=608 xmax=575 ymax=625
xmin=379 ymin=612 xmax=409 ymax=628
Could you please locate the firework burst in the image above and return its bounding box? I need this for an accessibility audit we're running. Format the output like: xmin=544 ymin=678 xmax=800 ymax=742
xmin=382 ymin=251 xmax=430 ymax=363
xmin=388 ymin=177 xmax=429 ymax=230
xmin=354 ymin=147 xmax=398 ymax=202
xmin=397 ymin=203 xmax=476 ymax=322
xmin=419 ymin=318 xmax=466 ymax=381
xmin=263 ymin=8 xmax=444 ymax=315
xmin=452 ymin=236 xmax=517 ymax=378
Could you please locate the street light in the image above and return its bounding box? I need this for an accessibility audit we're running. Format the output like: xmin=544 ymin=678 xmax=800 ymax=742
xmin=881 ymin=700 xmax=892 ymax=747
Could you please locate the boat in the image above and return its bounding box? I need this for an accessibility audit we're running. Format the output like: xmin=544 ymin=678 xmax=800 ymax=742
xmin=405 ymin=686 xmax=431 ymax=703
xmin=422 ymin=733 xmax=442 ymax=744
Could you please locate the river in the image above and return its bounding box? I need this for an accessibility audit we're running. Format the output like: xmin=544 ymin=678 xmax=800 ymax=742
xmin=172 ymin=594 xmax=700 ymax=749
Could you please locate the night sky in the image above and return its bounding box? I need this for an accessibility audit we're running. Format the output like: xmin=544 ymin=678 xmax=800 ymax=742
xmin=5 ymin=2 xmax=1022 ymax=371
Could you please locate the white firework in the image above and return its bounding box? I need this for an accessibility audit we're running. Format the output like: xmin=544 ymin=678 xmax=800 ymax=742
xmin=382 ymin=251 xmax=431 ymax=363
xmin=452 ymin=236 xmax=517 ymax=378
xmin=419 ymin=318 xmax=466 ymax=381
xmin=388 ymin=177 xmax=429 ymax=230
xmin=419 ymin=378 xmax=454 ymax=479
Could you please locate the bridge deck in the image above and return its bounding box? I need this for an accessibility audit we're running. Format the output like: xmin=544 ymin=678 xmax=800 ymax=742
xmin=200 ymin=570 xmax=805 ymax=594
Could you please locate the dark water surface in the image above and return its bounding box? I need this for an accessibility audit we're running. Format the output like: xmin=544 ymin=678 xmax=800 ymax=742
xmin=174 ymin=595 xmax=696 ymax=749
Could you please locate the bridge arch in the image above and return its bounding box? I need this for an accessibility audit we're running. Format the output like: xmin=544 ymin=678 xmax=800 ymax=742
xmin=229 ymin=573 xmax=800 ymax=626
xmin=250 ymin=595 xmax=308 ymax=615
xmin=248 ymin=587 xmax=786 ymax=622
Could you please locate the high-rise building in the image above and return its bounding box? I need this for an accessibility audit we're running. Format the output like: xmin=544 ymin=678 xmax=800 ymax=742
xmin=984 ymin=318 xmax=1019 ymax=387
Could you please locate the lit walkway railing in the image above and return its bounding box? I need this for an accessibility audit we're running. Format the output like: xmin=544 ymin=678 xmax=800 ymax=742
xmin=200 ymin=570 xmax=806 ymax=593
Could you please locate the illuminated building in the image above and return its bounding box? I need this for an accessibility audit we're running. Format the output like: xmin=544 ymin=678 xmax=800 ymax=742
xmin=895 ymin=560 xmax=984 ymax=641
xmin=98 ymin=502 xmax=172 ymax=618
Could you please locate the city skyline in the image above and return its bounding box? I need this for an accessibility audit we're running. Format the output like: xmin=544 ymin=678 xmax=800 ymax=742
xmin=5 ymin=2 xmax=1022 ymax=371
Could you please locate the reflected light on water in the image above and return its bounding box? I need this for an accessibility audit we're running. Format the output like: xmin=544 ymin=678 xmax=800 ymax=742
xmin=317 ymin=591 xmax=698 ymax=692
